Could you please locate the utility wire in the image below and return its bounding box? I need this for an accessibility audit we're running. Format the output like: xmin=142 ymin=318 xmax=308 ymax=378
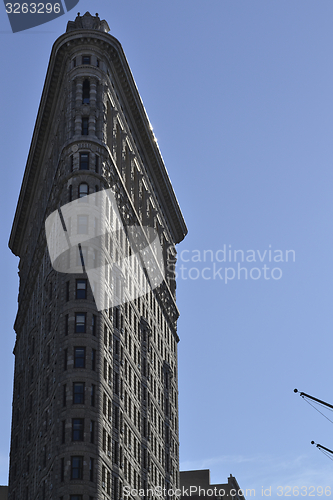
xmin=303 ymin=396 xmax=333 ymax=425
xmin=318 ymin=447 xmax=333 ymax=462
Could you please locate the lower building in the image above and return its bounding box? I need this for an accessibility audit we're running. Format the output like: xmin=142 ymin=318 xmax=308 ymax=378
xmin=0 ymin=486 xmax=8 ymax=500
xmin=180 ymin=470 xmax=245 ymax=500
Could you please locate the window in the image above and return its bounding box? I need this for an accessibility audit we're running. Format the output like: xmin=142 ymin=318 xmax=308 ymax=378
xmin=76 ymin=280 xmax=87 ymax=299
xmin=75 ymin=313 xmax=86 ymax=333
xmin=92 ymin=315 xmax=96 ymax=336
xmin=89 ymin=458 xmax=94 ymax=481
xmin=72 ymin=418 xmax=84 ymax=441
xmin=74 ymin=347 xmax=85 ymax=368
xmin=91 ymin=384 xmax=95 ymax=407
xmin=82 ymin=117 xmax=89 ymax=136
xmin=73 ymin=57 xmax=76 ymax=68
xmin=73 ymin=382 xmax=85 ymax=404
xmin=103 ymin=429 xmax=106 ymax=451
xmin=114 ymin=372 xmax=119 ymax=395
xmin=65 ymin=314 xmax=69 ymax=336
xmin=78 ymin=183 xmax=89 ymax=199
xmin=78 ymin=215 xmax=88 ymax=234
xmin=71 ymin=456 xmax=83 ymax=479
xmin=104 ymin=358 xmax=107 ymax=380
xmin=91 ymin=349 xmax=96 ymax=371
xmin=82 ymin=79 xmax=90 ymax=104
xmin=79 ymin=153 xmax=89 ymax=170
xmin=69 ymin=185 xmax=73 ymax=202
xmin=82 ymin=55 xmax=91 ymax=65
xmin=96 ymin=59 xmax=100 ymax=67
xmin=95 ymin=155 xmax=99 ymax=173
xmin=70 ymin=154 xmax=74 ymax=171
xmin=90 ymin=420 xmax=95 ymax=443
xmin=62 ymin=420 xmax=65 ymax=444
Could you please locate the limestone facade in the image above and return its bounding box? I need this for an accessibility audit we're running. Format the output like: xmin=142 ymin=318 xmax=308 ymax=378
xmin=8 ymin=12 xmax=187 ymax=500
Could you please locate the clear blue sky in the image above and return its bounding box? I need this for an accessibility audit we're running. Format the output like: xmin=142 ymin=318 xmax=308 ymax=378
xmin=1 ymin=1 xmax=333 ymax=497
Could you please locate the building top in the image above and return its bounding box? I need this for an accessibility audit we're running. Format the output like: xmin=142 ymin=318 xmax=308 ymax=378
xmin=180 ymin=470 xmax=245 ymax=499
xmin=66 ymin=12 xmax=110 ymax=33
xmin=9 ymin=13 xmax=187 ymax=256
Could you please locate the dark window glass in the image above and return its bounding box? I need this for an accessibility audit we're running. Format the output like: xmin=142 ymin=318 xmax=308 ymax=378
xmin=78 ymin=183 xmax=89 ymax=199
xmin=69 ymin=185 xmax=73 ymax=202
xmin=82 ymin=117 xmax=89 ymax=136
xmin=71 ymin=456 xmax=83 ymax=479
xmin=79 ymin=153 xmax=89 ymax=170
xmin=73 ymin=382 xmax=85 ymax=404
xmin=82 ymin=80 xmax=90 ymax=104
xmin=89 ymin=457 xmax=94 ymax=481
xmin=72 ymin=418 xmax=84 ymax=441
xmin=91 ymin=384 xmax=95 ymax=407
xmin=76 ymin=280 xmax=87 ymax=299
xmin=64 ymin=349 xmax=68 ymax=371
xmin=73 ymin=57 xmax=76 ymax=68
xmin=91 ymin=349 xmax=96 ymax=371
xmin=75 ymin=313 xmax=86 ymax=333
xmin=82 ymin=55 xmax=90 ymax=65
xmin=70 ymin=154 xmax=74 ymax=171
xmin=96 ymin=59 xmax=99 ymax=68
xmin=74 ymin=347 xmax=85 ymax=368
xmin=65 ymin=314 xmax=69 ymax=336
xmin=62 ymin=420 xmax=65 ymax=444
xmin=92 ymin=315 xmax=96 ymax=336
xmin=90 ymin=420 xmax=95 ymax=443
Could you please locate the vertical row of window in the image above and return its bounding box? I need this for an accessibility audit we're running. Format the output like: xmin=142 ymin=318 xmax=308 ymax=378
xmin=69 ymin=153 xmax=100 ymax=172
xmin=60 ymin=456 xmax=94 ymax=481
xmin=61 ymin=418 xmax=95 ymax=443
xmin=63 ymin=312 xmax=96 ymax=335
xmin=73 ymin=55 xmax=99 ymax=67
xmin=69 ymin=183 xmax=98 ymax=203
xmin=66 ymin=280 xmax=88 ymax=301
xmin=62 ymin=383 xmax=95 ymax=406
xmin=64 ymin=346 xmax=96 ymax=369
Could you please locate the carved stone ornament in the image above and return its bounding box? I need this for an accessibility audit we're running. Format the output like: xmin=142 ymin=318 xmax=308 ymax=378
xmin=66 ymin=12 xmax=110 ymax=33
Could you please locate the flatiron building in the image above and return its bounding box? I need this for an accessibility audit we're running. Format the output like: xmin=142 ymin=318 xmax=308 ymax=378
xmin=8 ymin=12 xmax=187 ymax=500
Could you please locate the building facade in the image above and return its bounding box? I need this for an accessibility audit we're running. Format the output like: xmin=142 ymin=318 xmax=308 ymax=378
xmin=8 ymin=12 xmax=187 ymax=500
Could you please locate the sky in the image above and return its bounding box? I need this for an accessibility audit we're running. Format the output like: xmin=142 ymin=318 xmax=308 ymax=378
xmin=1 ymin=0 xmax=333 ymax=497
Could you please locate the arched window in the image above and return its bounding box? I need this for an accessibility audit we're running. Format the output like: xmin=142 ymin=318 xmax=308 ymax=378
xmin=78 ymin=183 xmax=89 ymax=198
xmin=69 ymin=185 xmax=73 ymax=202
xmin=82 ymin=80 xmax=90 ymax=104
